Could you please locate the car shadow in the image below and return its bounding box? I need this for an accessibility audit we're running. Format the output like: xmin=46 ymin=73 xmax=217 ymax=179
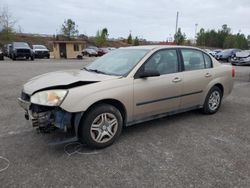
xmin=42 ymin=109 xmax=203 ymax=154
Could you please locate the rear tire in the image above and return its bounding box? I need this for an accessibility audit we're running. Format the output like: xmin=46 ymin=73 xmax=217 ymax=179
xmin=202 ymin=86 xmax=222 ymax=114
xmin=79 ymin=104 xmax=123 ymax=149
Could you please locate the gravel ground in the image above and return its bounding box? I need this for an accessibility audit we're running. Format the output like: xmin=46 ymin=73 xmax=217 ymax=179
xmin=0 ymin=58 xmax=250 ymax=188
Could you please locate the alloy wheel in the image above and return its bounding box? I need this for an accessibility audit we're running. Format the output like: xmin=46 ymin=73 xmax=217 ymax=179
xmin=90 ymin=113 xmax=118 ymax=143
xmin=208 ymin=91 xmax=221 ymax=111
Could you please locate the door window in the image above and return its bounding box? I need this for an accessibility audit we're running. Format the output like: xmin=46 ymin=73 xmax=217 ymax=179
xmin=144 ymin=49 xmax=179 ymax=75
xmin=181 ymin=49 xmax=206 ymax=71
xmin=204 ymin=53 xmax=212 ymax=68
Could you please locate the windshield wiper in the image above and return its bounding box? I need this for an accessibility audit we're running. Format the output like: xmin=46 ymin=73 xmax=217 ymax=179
xmin=84 ymin=67 xmax=107 ymax=75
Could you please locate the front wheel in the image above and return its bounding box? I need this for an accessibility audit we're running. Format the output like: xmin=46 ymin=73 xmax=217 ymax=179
xmin=79 ymin=104 xmax=123 ymax=148
xmin=202 ymin=86 xmax=222 ymax=114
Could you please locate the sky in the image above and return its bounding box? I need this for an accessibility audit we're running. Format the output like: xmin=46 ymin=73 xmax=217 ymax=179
xmin=1 ymin=0 xmax=250 ymax=41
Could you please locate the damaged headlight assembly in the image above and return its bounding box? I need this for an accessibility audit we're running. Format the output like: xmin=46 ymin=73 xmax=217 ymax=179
xmin=31 ymin=90 xmax=68 ymax=106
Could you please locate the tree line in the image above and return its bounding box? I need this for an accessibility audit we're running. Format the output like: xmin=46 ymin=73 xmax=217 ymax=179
xmin=196 ymin=24 xmax=249 ymax=49
xmin=173 ymin=24 xmax=250 ymax=49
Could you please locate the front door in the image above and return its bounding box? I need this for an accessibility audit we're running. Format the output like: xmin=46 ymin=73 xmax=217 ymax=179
xmin=59 ymin=43 xmax=67 ymax=58
xmin=133 ymin=49 xmax=183 ymax=121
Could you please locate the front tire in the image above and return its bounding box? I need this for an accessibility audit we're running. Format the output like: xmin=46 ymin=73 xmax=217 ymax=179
xmin=79 ymin=104 xmax=123 ymax=148
xmin=202 ymin=86 xmax=222 ymax=114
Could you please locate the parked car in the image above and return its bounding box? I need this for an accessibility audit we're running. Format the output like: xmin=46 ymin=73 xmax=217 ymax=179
xmin=231 ymin=50 xmax=250 ymax=66
xmin=32 ymin=45 xmax=50 ymax=59
xmin=215 ymin=49 xmax=241 ymax=62
xmin=3 ymin=44 xmax=12 ymax=57
xmin=209 ymin=49 xmax=222 ymax=57
xmin=97 ymin=48 xmax=109 ymax=56
xmin=107 ymin=47 xmax=117 ymax=51
xmin=18 ymin=46 xmax=234 ymax=148
xmin=0 ymin=49 xmax=4 ymax=60
xmin=10 ymin=42 xmax=34 ymax=61
xmin=82 ymin=48 xmax=98 ymax=57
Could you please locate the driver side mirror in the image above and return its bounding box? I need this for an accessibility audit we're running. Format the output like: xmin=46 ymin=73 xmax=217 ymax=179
xmin=137 ymin=69 xmax=160 ymax=78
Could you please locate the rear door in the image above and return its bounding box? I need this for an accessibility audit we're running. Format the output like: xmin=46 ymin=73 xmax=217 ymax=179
xmin=179 ymin=49 xmax=213 ymax=109
xmin=133 ymin=49 xmax=183 ymax=121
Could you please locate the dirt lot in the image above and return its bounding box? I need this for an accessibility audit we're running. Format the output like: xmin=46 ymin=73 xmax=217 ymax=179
xmin=0 ymin=58 xmax=250 ymax=188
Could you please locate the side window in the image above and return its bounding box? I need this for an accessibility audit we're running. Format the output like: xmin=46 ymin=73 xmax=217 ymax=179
xmin=181 ymin=49 xmax=205 ymax=71
xmin=144 ymin=49 xmax=178 ymax=75
xmin=204 ymin=53 xmax=212 ymax=68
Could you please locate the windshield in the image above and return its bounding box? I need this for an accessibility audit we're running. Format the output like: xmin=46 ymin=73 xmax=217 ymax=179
xmin=85 ymin=49 xmax=149 ymax=76
xmin=33 ymin=45 xmax=46 ymax=49
xmin=13 ymin=42 xmax=29 ymax=48
xmin=86 ymin=49 xmax=96 ymax=53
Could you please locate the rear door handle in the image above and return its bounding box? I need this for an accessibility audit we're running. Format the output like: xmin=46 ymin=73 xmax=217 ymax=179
xmin=205 ymin=73 xmax=212 ymax=78
xmin=172 ymin=77 xmax=182 ymax=83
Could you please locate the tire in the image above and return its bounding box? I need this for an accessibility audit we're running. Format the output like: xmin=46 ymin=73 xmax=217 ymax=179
xmin=12 ymin=55 xmax=16 ymax=60
xmin=79 ymin=104 xmax=123 ymax=149
xmin=77 ymin=55 xmax=82 ymax=59
xmin=30 ymin=56 xmax=34 ymax=61
xmin=202 ymin=86 xmax=222 ymax=114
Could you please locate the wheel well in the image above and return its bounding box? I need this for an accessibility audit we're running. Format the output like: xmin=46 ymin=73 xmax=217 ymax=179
xmin=214 ymin=83 xmax=224 ymax=96
xmin=84 ymin=99 xmax=127 ymax=126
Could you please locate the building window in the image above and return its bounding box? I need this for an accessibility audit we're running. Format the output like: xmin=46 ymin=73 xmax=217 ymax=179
xmin=74 ymin=44 xmax=79 ymax=51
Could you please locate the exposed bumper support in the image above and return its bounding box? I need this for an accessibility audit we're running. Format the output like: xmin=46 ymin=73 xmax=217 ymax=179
xmin=18 ymin=98 xmax=74 ymax=132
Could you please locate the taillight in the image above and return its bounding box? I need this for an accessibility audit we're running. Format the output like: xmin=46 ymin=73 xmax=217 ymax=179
xmin=232 ymin=67 xmax=235 ymax=78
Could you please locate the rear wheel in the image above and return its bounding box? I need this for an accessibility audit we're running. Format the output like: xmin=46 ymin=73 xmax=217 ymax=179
xmin=202 ymin=86 xmax=222 ymax=114
xmin=79 ymin=104 xmax=123 ymax=148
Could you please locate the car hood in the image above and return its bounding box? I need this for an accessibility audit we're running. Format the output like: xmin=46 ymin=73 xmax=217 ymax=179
xmin=23 ymin=69 xmax=121 ymax=95
xmin=236 ymin=51 xmax=250 ymax=58
xmin=33 ymin=49 xmax=49 ymax=52
xmin=15 ymin=47 xmax=31 ymax=50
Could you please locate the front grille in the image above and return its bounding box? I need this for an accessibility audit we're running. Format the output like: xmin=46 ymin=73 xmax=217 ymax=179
xmin=36 ymin=51 xmax=48 ymax=54
xmin=17 ymin=49 xmax=30 ymax=53
xmin=21 ymin=92 xmax=30 ymax=102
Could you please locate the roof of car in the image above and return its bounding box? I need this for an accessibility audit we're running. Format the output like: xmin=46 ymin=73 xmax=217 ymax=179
xmin=121 ymin=45 xmax=202 ymax=51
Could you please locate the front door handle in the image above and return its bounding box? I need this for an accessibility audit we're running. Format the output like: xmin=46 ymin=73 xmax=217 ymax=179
xmin=172 ymin=77 xmax=182 ymax=83
xmin=205 ymin=73 xmax=212 ymax=78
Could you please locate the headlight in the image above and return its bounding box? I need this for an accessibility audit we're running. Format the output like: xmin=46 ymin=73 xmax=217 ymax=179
xmin=31 ymin=90 xmax=68 ymax=106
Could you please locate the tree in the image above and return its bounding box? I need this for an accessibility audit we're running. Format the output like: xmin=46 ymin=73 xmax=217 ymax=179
xmin=247 ymin=35 xmax=250 ymax=48
xmin=133 ymin=36 xmax=139 ymax=46
xmin=0 ymin=6 xmax=16 ymax=43
xmin=127 ymin=33 xmax=132 ymax=44
xmin=174 ymin=28 xmax=186 ymax=45
xmin=101 ymin=28 xmax=108 ymax=39
xmin=95 ymin=28 xmax=109 ymax=47
xmin=196 ymin=28 xmax=206 ymax=46
xmin=61 ymin=19 xmax=79 ymax=39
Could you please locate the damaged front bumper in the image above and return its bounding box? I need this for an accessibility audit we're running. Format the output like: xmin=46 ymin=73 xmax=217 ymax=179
xmin=18 ymin=97 xmax=74 ymax=133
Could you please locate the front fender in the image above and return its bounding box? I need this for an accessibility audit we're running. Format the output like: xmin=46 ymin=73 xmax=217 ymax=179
xmin=60 ymin=78 xmax=134 ymax=122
